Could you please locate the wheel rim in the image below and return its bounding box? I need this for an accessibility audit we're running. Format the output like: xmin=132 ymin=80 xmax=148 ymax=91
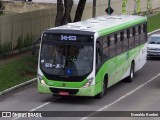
xmin=130 ymin=67 xmax=134 ymax=79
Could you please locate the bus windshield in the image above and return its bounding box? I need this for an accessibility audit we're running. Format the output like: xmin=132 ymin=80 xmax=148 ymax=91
xmin=40 ymin=43 xmax=93 ymax=76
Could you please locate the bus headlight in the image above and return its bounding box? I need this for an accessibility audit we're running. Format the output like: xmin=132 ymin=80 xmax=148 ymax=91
xmin=40 ymin=80 xmax=46 ymax=85
xmin=83 ymin=77 xmax=94 ymax=88
xmin=38 ymin=75 xmax=46 ymax=85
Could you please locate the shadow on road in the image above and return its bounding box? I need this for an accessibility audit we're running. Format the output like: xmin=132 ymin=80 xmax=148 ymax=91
xmin=147 ymin=57 xmax=160 ymax=61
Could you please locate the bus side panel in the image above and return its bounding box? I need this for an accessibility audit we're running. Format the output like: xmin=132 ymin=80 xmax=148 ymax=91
xmin=115 ymin=52 xmax=129 ymax=84
xmin=95 ymin=43 xmax=147 ymax=96
xmin=95 ymin=57 xmax=116 ymax=95
xmin=134 ymin=45 xmax=140 ymax=68
xmin=95 ymin=57 xmax=116 ymax=93
xmin=135 ymin=43 xmax=147 ymax=72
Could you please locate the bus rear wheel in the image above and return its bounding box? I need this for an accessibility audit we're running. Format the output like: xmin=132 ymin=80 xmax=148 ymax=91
xmin=126 ymin=63 xmax=134 ymax=83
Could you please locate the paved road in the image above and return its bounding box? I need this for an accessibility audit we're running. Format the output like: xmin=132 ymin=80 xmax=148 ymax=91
xmin=0 ymin=33 xmax=160 ymax=120
xmin=1 ymin=58 xmax=160 ymax=120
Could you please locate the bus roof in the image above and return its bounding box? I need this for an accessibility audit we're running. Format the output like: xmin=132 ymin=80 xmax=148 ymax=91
xmin=47 ymin=15 xmax=147 ymax=37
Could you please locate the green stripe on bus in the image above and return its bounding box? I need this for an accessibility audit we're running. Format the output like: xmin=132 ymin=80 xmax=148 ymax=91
xmin=98 ymin=17 xmax=147 ymax=36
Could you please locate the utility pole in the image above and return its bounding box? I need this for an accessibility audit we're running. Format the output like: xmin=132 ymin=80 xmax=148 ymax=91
xmin=108 ymin=0 xmax=111 ymax=15
xmin=92 ymin=0 xmax=96 ymax=17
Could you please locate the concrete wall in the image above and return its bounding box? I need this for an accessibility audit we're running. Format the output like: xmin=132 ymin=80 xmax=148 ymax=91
xmin=0 ymin=15 xmax=12 ymax=45
xmin=3 ymin=1 xmax=54 ymax=13
xmin=95 ymin=0 xmax=160 ymax=16
xmin=0 ymin=7 xmax=58 ymax=51
xmin=0 ymin=17 xmax=1 ymax=47
xmin=12 ymin=13 xmax=23 ymax=49
xmin=0 ymin=0 xmax=160 ymax=53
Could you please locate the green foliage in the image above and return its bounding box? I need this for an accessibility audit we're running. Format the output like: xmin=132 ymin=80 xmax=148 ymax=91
xmin=148 ymin=13 xmax=160 ymax=32
xmin=17 ymin=36 xmax=23 ymax=52
xmin=0 ymin=54 xmax=38 ymax=92
xmin=0 ymin=42 xmax=12 ymax=56
xmin=16 ymin=34 xmax=33 ymax=52
xmin=0 ymin=34 xmax=33 ymax=56
xmin=23 ymin=34 xmax=33 ymax=47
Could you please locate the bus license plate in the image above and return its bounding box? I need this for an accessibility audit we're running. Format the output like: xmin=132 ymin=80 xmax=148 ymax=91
xmin=59 ymin=92 xmax=69 ymax=96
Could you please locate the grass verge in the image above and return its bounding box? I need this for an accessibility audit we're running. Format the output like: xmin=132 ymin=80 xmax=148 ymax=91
xmin=0 ymin=54 xmax=38 ymax=92
xmin=148 ymin=13 xmax=160 ymax=32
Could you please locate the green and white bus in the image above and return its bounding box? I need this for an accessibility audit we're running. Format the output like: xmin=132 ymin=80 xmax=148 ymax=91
xmin=38 ymin=15 xmax=147 ymax=98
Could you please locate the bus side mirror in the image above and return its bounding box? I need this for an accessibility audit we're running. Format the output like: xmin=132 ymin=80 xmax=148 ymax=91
xmin=32 ymin=38 xmax=41 ymax=55
xmin=32 ymin=45 xmax=36 ymax=55
xmin=97 ymin=47 xmax=102 ymax=56
xmin=96 ymin=42 xmax=103 ymax=56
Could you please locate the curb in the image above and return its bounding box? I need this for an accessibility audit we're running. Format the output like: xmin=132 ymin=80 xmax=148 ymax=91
xmin=148 ymin=29 xmax=160 ymax=35
xmin=0 ymin=78 xmax=37 ymax=96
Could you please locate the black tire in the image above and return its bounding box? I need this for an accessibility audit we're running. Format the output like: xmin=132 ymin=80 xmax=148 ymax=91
xmin=147 ymin=56 xmax=152 ymax=60
xmin=126 ymin=63 xmax=134 ymax=83
xmin=52 ymin=94 xmax=59 ymax=97
xmin=95 ymin=79 xmax=107 ymax=99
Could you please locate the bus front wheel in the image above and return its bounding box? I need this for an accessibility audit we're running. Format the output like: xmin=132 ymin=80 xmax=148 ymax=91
xmin=95 ymin=79 xmax=107 ymax=99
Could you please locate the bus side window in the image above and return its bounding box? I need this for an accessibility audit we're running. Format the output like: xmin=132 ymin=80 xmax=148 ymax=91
xmin=143 ymin=23 xmax=147 ymax=34
xmin=129 ymin=28 xmax=135 ymax=49
xmin=140 ymin=23 xmax=147 ymax=43
xmin=139 ymin=25 xmax=144 ymax=43
xmin=117 ymin=33 xmax=123 ymax=54
xmin=109 ymin=35 xmax=116 ymax=57
xmin=96 ymin=41 xmax=103 ymax=66
xmin=123 ymin=30 xmax=129 ymax=51
xmin=127 ymin=29 xmax=130 ymax=39
xmin=135 ymin=26 xmax=140 ymax=46
xmin=103 ymin=36 xmax=110 ymax=60
xmin=138 ymin=25 xmax=141 ymax=34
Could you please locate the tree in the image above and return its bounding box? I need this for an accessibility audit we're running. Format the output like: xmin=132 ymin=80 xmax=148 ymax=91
xmin=55 ymin=0 xmax=87 ymax=26
xmin=33 ymin=0 xmax=87 ymax=54
xmin=74 ymin=0 xmax=87 ymax=22
xmin=61 ymin=0 xmax=73 ymax=25
xmin=0 ymin=0 xmax=5 ymax=14
xmin=55 ymin=0 xmax=64 ymax=27
xmin=55 ymin=0 xmax=73 ymax=26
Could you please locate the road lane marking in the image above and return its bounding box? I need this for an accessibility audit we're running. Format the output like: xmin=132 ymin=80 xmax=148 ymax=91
xmin=29 ymin=101 xmax=52 ymax=112
xmin=11 ymin=97 xmax=60 ymax=120
xmin=81 ymin=73 xmax=160 ymax=120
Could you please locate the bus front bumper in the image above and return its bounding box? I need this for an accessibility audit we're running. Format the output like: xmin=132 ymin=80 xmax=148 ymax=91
xmin=38 ymin=81 xmax=95 ymax=97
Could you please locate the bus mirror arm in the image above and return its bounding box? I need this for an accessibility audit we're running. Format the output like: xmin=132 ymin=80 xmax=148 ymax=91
xmin=98 ymin=48 xmax=103 ymax=56
xmin=32 ymin=38 xmax=41 ymax=55
xmin=96 ymin=46 xmax=103 ymax=56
